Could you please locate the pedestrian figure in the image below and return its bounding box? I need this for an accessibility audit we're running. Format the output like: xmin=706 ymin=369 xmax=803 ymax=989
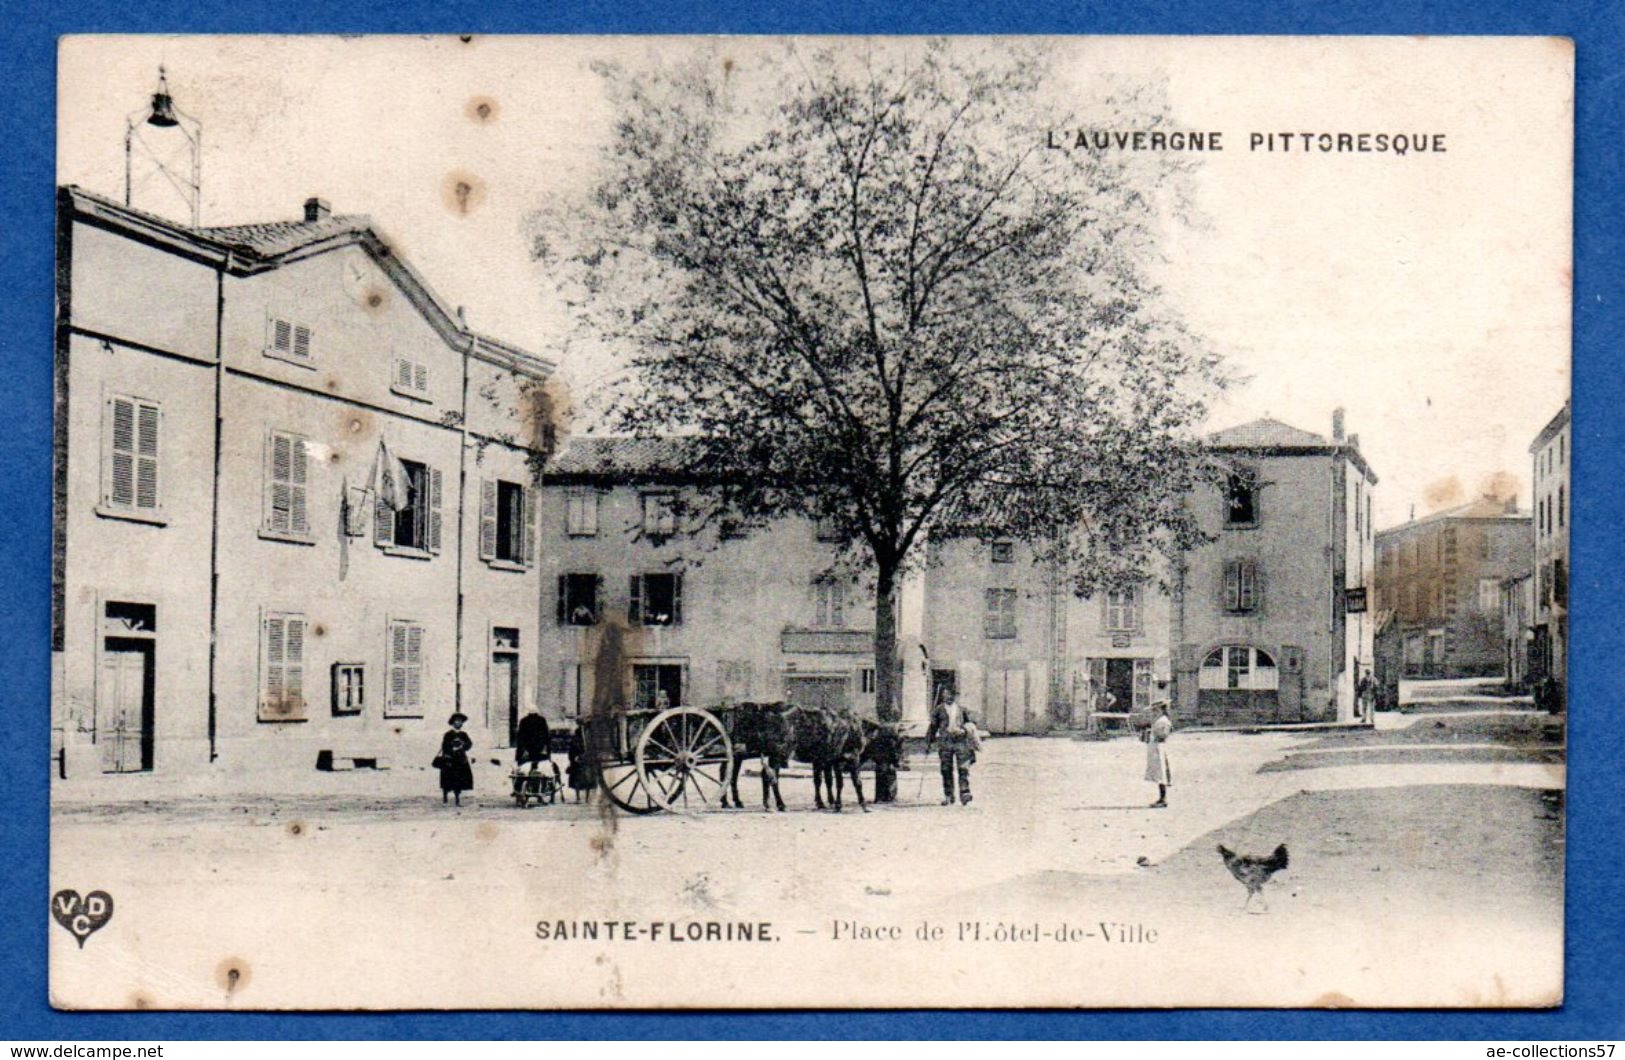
xmin=566 ymin=726 xmax=597 ymax=804
xmin=1144 ymin=701 xmax=1173 ymax=808
xmin=1356 ymin=671 xmax=1375 ymax=722
xmin=515 ymin=708 xmax=562 ymax=798
xmin=926 ymin=691 xmax=976 ymax=806
xmin=436 ymin=712 xmax=474 ymax=806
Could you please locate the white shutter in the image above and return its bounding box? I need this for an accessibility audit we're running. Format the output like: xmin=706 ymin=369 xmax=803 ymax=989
xmin=262 ymin=614 xmax=285 ymax=719
xmin=135 ymin=402 xmax=160 ymax=510
xmin=290 ymin=437 xmax=309 ymax=535
xmin=375 ymin=490 xmax=394 ymax=548
xmin=388 ymin=622 xmax=408 ymax=714
xmin=268 ymin=432 xmax=291 ymax=532
xmin=522 ymin=487 xmax=537 ymax=567
xmin=413 ymin=362 xmax=428 ymax=394
xmin=479 ymin=479 xmax=497 ymax=560
xmin=405 ymin=624 xmax=424 ymax=710
xmin=107 ymin=396 xmax=135 ymax=507
xmin=273 ymin=318 xmax=293 ymax=354
xmin=428 ymin=468 xmax=443 ymax=553
xmin=293 ymin=325 xmax=312 ymax=361
xmin=285 ymin=617 xmax=306 ymax=715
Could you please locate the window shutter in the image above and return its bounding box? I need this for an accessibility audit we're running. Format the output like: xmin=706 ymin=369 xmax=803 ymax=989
xmin=268 ymin=432 xmax=291 ymax=532
xmin=672 ymin=574 xmax=684 ymax=625
xmin=293 ymin=325 xmax=312 ymax=361
xmin=285 ymin=617 xmax=306 ymax=716
xmin=108 ymin=396 xmax=135 ymax=507
xmin=405 ymin=625 xmax=423 ymax=710
xmin=388 ymin=623 xmax=407 ymax=713
xmin=522 ymin=487 xmax=537 ymax=567
xmin=556 ymin=576 xmax=568 ymax=625
xmin=261 ymin=617 xmax=284 ymax=715
xmin=1222 ymin=561 xmax=1239 ymax=611
xmin=428 ymin=468 xmax=444 ymax=553
xmin=374 ymin=490 xmax=393 ymax=547
xmin=135 ymin=402 xmax=160 ymax=510
xmin=983 ymin=590 xmax=997 ymax=638
xmin=290 ymin=437 xmax=309 ymax=535
xmin=413 ymin=362 xmax=428 ymax=394
xmin=273 ymin=318 xmax=293 ymax=353
xmin=1252 ymin=562 xmax=1265 ymax=612
xmin=395 ymin=356 xmax=412 ymax=390
xmin=629 ymin=576 xmax=642 ymax=625
xmin=479 ymin=479 xmax=497 ymax=561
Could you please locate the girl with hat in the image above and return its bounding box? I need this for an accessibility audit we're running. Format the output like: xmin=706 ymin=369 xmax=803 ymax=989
xmin=437 ymin=712 xmax=474 ymax=805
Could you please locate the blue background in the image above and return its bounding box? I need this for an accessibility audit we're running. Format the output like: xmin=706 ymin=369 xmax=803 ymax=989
xmin=2 ymin=0 xmax=1620 ymax=1041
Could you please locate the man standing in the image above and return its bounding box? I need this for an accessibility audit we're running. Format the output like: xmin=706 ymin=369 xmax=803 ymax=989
xmin=926 ymin=691 xmax=976 ymax=806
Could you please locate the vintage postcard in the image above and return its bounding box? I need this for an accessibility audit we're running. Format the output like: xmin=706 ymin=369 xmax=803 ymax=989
xmin=50 ymin=35 xmax=1571 ymax=1009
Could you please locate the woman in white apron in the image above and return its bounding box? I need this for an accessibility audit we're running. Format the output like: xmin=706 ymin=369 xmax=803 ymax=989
xmin=1143 ymin=702 xmax=1173 ymax=808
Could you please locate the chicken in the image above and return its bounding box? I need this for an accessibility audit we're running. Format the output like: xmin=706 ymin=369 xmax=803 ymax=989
xmin=1217 ymin=843 xmax=1289 ymax=913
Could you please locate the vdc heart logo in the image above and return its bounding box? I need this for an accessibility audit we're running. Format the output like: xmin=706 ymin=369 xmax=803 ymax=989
xmin=51 ymin=890 xmax=114 ymax=949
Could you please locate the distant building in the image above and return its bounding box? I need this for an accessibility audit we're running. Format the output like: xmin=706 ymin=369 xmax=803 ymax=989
xmin=534 ymin=438 xmax=934 ymax=731
xmin=1373 ymin=498 xmax=1532 ymax=679
xmin=52 ymin=187 xmax=553 ymax=776
xmin=1171 ymin=412 xmax=1378 ymax=725
xmin=1530 ymin=402 xmax=1570 ymax=707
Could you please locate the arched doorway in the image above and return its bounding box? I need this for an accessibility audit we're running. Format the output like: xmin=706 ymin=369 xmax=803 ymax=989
xmin=1197 ymin=645 xmax=1280 ymax=723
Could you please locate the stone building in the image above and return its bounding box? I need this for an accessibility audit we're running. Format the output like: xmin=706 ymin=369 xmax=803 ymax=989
xmin=1530 ymin=402 xmax=1570 ymax=705
xmin=1170 ymin=413 xmax=1378 ymax=724
xmin=52 ymin=186 xmax=553 ymax=776
xmin=1373 ymin=497 xmax=1532 ymax=679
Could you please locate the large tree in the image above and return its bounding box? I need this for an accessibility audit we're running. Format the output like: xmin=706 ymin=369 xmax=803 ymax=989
xmin=537 ymin=40 xmax=1227 ymax=730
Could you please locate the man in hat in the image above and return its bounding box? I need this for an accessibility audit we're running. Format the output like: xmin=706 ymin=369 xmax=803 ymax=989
xmin=515 ymin=708 xmax=561 ymax=794
xmin=926 ymin=691 xmax=977 ymax=806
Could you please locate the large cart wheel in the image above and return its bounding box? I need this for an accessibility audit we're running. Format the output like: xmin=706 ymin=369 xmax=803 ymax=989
xmin=635 ymin=707 xmax=733 ymax=813
xmin=599 ymin=760 xmax=665 ymax=814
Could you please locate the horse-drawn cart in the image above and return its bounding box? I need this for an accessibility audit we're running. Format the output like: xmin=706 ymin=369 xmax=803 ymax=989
xmin=582 ymin=705 xmax=736 ymax=814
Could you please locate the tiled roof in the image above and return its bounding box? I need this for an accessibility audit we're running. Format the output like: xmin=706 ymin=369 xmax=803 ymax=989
xmin=1375 ymin=496 xmax=1528 ymax=539
xmin=545 ymin=436 xmax=696 ymax=478
xmin=200 ymin=216 xmax=369 ymax=256
xmin=1207 ymin=417 xmax=1331 ymax=449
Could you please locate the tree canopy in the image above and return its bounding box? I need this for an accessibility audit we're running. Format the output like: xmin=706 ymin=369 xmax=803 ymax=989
xmin=535 ymin=40 xmax=1228 ymax=720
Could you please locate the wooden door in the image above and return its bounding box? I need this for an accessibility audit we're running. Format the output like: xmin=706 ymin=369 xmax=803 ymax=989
xmin=492 ymin=653 xmax=519 ymax=746
xmin=97 ymin=641 xmax=152 ymax=773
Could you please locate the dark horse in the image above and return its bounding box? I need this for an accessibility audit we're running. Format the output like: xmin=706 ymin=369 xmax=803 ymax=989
xmin=794 ymin=706 xmax=905 ymax=813
xmin=720 ymin=702 xmax=799 ymax=811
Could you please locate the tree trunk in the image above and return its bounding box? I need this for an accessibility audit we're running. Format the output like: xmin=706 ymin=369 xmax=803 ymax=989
xmin=872 ymin=562 xmax=900 ymax=802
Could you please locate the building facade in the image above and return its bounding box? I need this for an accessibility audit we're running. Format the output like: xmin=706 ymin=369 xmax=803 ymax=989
xmin=52 ymin=187 xmax=553 ymax=777
xmin=1530 ymin=402 xmax=1570 ymax=705
xmin=1372 ymin=497 xmax=1533 ymax=679
xmin=1501 ymin=572 xmax=1535 ymax=691
xmin=1170 ymin=414 xmax=1378 ymax=725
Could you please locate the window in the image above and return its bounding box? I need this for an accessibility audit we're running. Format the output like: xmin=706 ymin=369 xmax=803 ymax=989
xmin=264 ymin=315 xmax=313 ymax=366
xmin=1559 ymin=434 xmax=1565 ymax=466
xmin=1478 ymin=578 xmax=1501 ymax=615
xmin=813 ymin=576 xmax=847 ymax=628
xmin=376 ymin=459 xmax=442 ymax=554
xmin=990 ymin=541 xmax=1015 ymax=564
xmin=262 ymin=430 xmax=311 ymax=539
xmin=556 ymin=574 xmax=602 ymax=626
xmin=559 ymin=662 xmax=594 ymax=718
xmin=259 ymin=610 xmax=308 ymax=722
xmin=630 ymin=573 xmax=682 ymax=626
xmin=1198 ymin=646 xmax=1280 ymax=691
xmin=1132 ymin=658 xmax=1153 ymax=710
xmin=565 ymin=491 xmax=599 ymax=537
xmin=390 ymin=354 xmax=430 ymax=399
xmin=860 ymin=668 xmax=876 ymax=694
xmin=332 ymin=663 xmax=365 ymax=716
xmin=1480 ymin=532 xmax=1491 ymax=560
xmin=1558 ymin=485 xmax=1565 ymax=530
xmin=718 ymin=660 xmax=754 ymax=702
xmin=632 ymin=663 xmax=684 ymax=709
xmin=1224 ymin=473 xmax=1257 ymax=526
xmin=984 ymin=588 xmax=1018 ymax=639
xmin=480 ymin=478 xmax=534 ymax=566
xmin=814 ymin=517 xmax=843 ymax=542
xmin=642 ymin=492 xmax=677 ymax=538
xmin=1104 ymin=586 xmax=1142 ymax=632
xmin=385 ymin=619 xmax=425 ymax=716
xmin=101 ymin=394 xmax=162 ymax=518
xmin=1223 ymin=560 xmax=1260 ymax=613
xmin=1553 ymin=558 xmax=1567 ymax=607
xmin=1354 ymin=481 xmax=1362 ymax=536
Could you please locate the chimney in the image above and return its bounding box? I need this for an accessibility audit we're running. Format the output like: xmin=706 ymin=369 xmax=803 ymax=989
xmin=1348 ymin=432 xmax=1360 ymax=451
xmin=303 ymin=197 xmax=332 ymax=223
xmin=1332 ymin=407 xmax=1346 ymax=441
